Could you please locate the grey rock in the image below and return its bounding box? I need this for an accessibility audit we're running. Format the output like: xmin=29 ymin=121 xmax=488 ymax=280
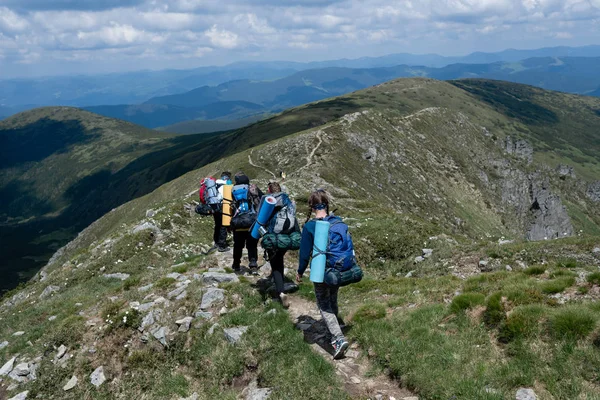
xmin=7 ymin=384 xmax=19 ymax=391
xmin=140 ymin=311 xmax=155 ymax=332
xmin=593 ymin=247 xmax=600 ymax=254
xmin=506 ymin=265 xmax=513 ymax=272
xmin=586 ymin=181 xmax=600 ymax=203
xmin=103 ymin=273 xmax=130 ymax=281
xmin=7 ymin=391 xmax=29 ymax=400
xmin=175 ymin=290 xmax=188 ymax=301
xmin=13 ymin=363 xmax=29 ymax=376
xmin=556 ymin=164 xmax=575 ymax=178
xmin=48 ymin=316 xmax=57 ymax=321
xmin=56 ymin=345 xmax=67 ymax=360
xmin=138 ymin=302 xmax=154 ymax=312
xmin=167 ymin=285 xmax=188 ymax=300
xmin=526 ymin=177 xmax=574 ymax=241
xmin=132 ymin=222 xmax=162 ymax=236
xmin=176 ymin=317 xmax=193 ymax=333
xmin=498 ymin=239 xmax=514 ymax=245
xmin=243 ymin=380 xmax=272 ymax=400
xmin=503 ymin=136 xmax=533 ymax=163
xmin=266 ymin=309 xmax=277 ymax=316
xmin=180 ymin=393 xmax=199 ymax=400
xmin=152 ymin=327 xmax=168 ymax=347
xmin=224 ymin=326 xmax=249 ymax=344
xmin=194 ymin=311 xmax=213 ymax=320
xmin=138 ymin=284 xmax=154 ymax=292
xmin=166 ymin=272 xmax=182 ymax=280
xmin=516 ymin=388 xmax=537 ymax=400
xmin=208 ymin=267 xmax=226 ymax=273
xmin=39 ymin=285 xmax=60 ymax=299
xmin=12 ymin=331 xmax=25 ymax=337
xmin=422 ymin=248 xmax=433 ymax=258
xmin=63 ymin=375 xmax=78 ymax=391
xmin=146 ymin=209 xmax=156 ymax=218
xmin=200 ymin=288 xmax=225 ymax=309
xmin=0 ymin=341 xmax=8 ymax=349
xmin=405 ymin=270 xmax=415 ymax=278
xmin=414 ymin=256 xmax=425 ymax=263
xmin=202 ymin=272 xmax=239 ymax=285
xmin=0 ymin=357 xmax=16 ymax=376
xmin=90 ymin=366 xmax=106 ymax=387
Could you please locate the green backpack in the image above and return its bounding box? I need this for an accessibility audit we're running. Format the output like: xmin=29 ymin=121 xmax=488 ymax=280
xmin=261 ymin=231 xmax=301 ymax=251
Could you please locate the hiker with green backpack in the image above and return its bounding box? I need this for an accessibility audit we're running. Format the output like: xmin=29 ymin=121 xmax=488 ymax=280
xmin=257 ymin=181 xmax=300 ymax=307
xmin=230 ymin=172 xmax=263 ymax=272
xmin=296 ymin=189 xmax=363 ymax=360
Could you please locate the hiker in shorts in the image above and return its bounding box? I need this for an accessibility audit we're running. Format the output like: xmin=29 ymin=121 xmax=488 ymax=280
xmin=230 ymin=172 xmax=263 ymax=273
xmin=296 ymin=189 xmax=349 ymax=359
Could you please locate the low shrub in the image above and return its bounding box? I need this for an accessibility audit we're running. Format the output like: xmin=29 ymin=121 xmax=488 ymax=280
xmin=450 ymin=293 xmax=485 ymax=314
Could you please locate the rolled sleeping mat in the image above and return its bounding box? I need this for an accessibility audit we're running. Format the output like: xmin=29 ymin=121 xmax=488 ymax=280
xmin=221 ymin=184 xmax=233 ymax=227
xmin=310 ymin=220 xmax=330 ymax=283
xmin=250 ymin=195 xmax=277 ymax=239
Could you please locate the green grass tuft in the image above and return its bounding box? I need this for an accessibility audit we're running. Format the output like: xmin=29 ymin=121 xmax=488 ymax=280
xmin=549 ymin=307 xmax=597 ymax=340
xmin=352 ymin=303 xmax=387 ymax=323
xmin=524 ymin=265 xmax=546 ymax=275
xmin=587 ymin=272 xmax=600 ymax=285
xmin=450 ymin=293 xmax=485 ymax=313
xmin=540 ymin=276 xmax=576 ymax=294
xmin=483 ymin=292 xmax=505 ymax=327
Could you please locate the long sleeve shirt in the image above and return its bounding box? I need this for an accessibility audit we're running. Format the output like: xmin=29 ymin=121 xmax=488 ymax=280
xmin=298 ymin=219 xmax=317 ymax=276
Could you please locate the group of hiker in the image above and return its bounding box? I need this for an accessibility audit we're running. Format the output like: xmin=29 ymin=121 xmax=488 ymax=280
xmin=195 ymin=171 xmax=363 ymax=359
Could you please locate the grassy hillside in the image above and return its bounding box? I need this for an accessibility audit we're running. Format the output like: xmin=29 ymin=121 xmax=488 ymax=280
xmin=157 ymin=115 xmax=266 ymax=135
xmin=1 ymin=78 xmax=599 ymax=399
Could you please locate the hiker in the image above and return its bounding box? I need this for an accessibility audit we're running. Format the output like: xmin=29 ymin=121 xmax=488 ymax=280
xmin=296 ymin=189 xmax=350 ymax=359
xmin=260 ymin=181 xmax=298 ymax=306
xmin=201 ymin=171 xmax=231 ymax=253
xmin=230 ymin=172 xmax=263 ymax=272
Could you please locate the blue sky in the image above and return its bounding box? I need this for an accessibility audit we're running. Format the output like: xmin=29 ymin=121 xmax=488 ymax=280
xmin=1 ymin=0 xmax=599 ymax=77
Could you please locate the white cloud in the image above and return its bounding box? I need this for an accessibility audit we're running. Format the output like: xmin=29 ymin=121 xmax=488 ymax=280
xmin=75 ymin=23 xmax=157 ymax=48
xmin=0 ymin=7 xmax=29 ymax=33
xmin=204 ymin=25 xmax=239 ymax=48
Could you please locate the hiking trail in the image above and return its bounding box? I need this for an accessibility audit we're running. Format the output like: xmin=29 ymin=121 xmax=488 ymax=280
xmin=298 ymin=130 xmax=323 ymax=173
xmin=248 ymin=150 xmax=277 ymax=179
xmin=213 ymin=245 xmax=415 ymax=400
xmin=286 ymin=294 xmax=415 ymax=400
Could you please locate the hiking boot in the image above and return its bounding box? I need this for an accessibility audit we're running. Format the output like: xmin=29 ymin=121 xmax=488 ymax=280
xmin=332 ymin=338 xmax=349 ymax=360
xmin=205 ymin=245 xmax=218 ymax=255
xmin=232 ymin=263 xmax=241 ymax=273
xmin=280 ymin=293 xmax=290 ymax=309
xmin=218 ymin=246 xmax=230 ymax=252
xmin=248 ymin=259 xmax=258 ymax=269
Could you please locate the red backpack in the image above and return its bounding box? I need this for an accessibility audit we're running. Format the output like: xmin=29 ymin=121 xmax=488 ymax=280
xmin=199 ymin=177 xmax=216 ymax=204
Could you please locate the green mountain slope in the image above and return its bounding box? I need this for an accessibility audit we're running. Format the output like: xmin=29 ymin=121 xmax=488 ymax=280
xmin=157 ymin=115 xmax=266 ymax=135
xmin=1 ymin=78 xmax=599 ymax=399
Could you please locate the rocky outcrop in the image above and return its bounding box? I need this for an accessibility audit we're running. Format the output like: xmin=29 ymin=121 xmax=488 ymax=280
xmin=503 ymin=136 xmax=533 ymax=164
xmin=526 ymin=177 xmax=574 ymax=241
xmin=556 ymin=164 xmax=575 ymax=178
xmin=587 ymin=181 xmax=600 ymax=202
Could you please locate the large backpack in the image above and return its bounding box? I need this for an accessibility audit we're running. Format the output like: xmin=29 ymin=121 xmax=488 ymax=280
xmin=268 ymin=193 xmax=297 ymax=235
xmin=200 ymin=177 xmax=221 ymax=205
xmin=323 ymin=215 xmax=355 ymax=271
xmin=231 ymin=184 xmax=257 ymax=229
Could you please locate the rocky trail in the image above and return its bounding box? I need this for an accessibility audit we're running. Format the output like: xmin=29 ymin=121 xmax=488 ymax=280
xmin=285 ymin=295 xmax=415 ymax=400
xmin=212 ymin=247 xmax=415 ymax=400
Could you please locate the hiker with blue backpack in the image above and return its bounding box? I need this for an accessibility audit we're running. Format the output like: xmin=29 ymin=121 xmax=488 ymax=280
xmin=296 ymin=189 xmax=362 ymax=360
xmin=230 ymin=172 xmax=263 ymax=272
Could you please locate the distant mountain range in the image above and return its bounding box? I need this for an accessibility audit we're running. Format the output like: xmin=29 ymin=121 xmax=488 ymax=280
xmin=74 ymin=56 xmax=600 ymax=131
xmin=1 ymin=45 xmax=599 ymax=109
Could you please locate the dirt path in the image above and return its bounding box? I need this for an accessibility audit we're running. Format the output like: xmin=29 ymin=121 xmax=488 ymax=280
xmin=286 ymin=294 xmax=416 ymax=400
xmin=248 ymin=150 xmax=277 ymax=179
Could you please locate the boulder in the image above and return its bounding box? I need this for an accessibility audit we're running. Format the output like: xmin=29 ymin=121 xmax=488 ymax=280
xmin=13 ymin=362 xmax=30 ymax=376
xmin=166 ymin=272 xmax=183 ymax=280
xmin=63 ymin=375 xmax=78 ymax=391
xmin=132 ymin=222 xmax=162 ymax=235
xmin=12 ymin=331 xmax=25 ymax=337
xmin=138 ymin=284 xmax=154 ymax=292
xmin=243 ymin=380 xmax=272 ymax=400
xmin=152 ymin=327 xmax=168 ymax=347
xmin=90 ymin=366 xmax=106 ymax=387
xmin=224 ymin=326 xmax=249 ymax=344
xmin=167 ymin=285 xmax=188 ymax=300
xmin=200 ymin=288 xmax=225 ymax=310
xmin=0 ymin=341 xmax=8 ymax=350
xmin=0 ymin=357 xmax=16 ymax=376
xmin=414 ymin=256 xmax=425 ymax=263
xmin=56 ymin=345 xmax=67 ymax=360
xmin=194 ymin=311 xmax=213 ymax=320
xmin=202 ymin=272 xmax=239 ymax=285
xmin=422 ymin=249 xmax=434 ymax=258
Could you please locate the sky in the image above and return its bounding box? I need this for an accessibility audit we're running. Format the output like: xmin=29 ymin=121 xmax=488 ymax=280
xmin=0 ymin=0 xmax=599 ymax=77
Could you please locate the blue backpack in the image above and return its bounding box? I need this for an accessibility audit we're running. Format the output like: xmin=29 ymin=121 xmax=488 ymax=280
xmin=324 ymin=215 xmax=355 ymax=271
xmin=232 ymin=184 xmax=252 ymax=213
